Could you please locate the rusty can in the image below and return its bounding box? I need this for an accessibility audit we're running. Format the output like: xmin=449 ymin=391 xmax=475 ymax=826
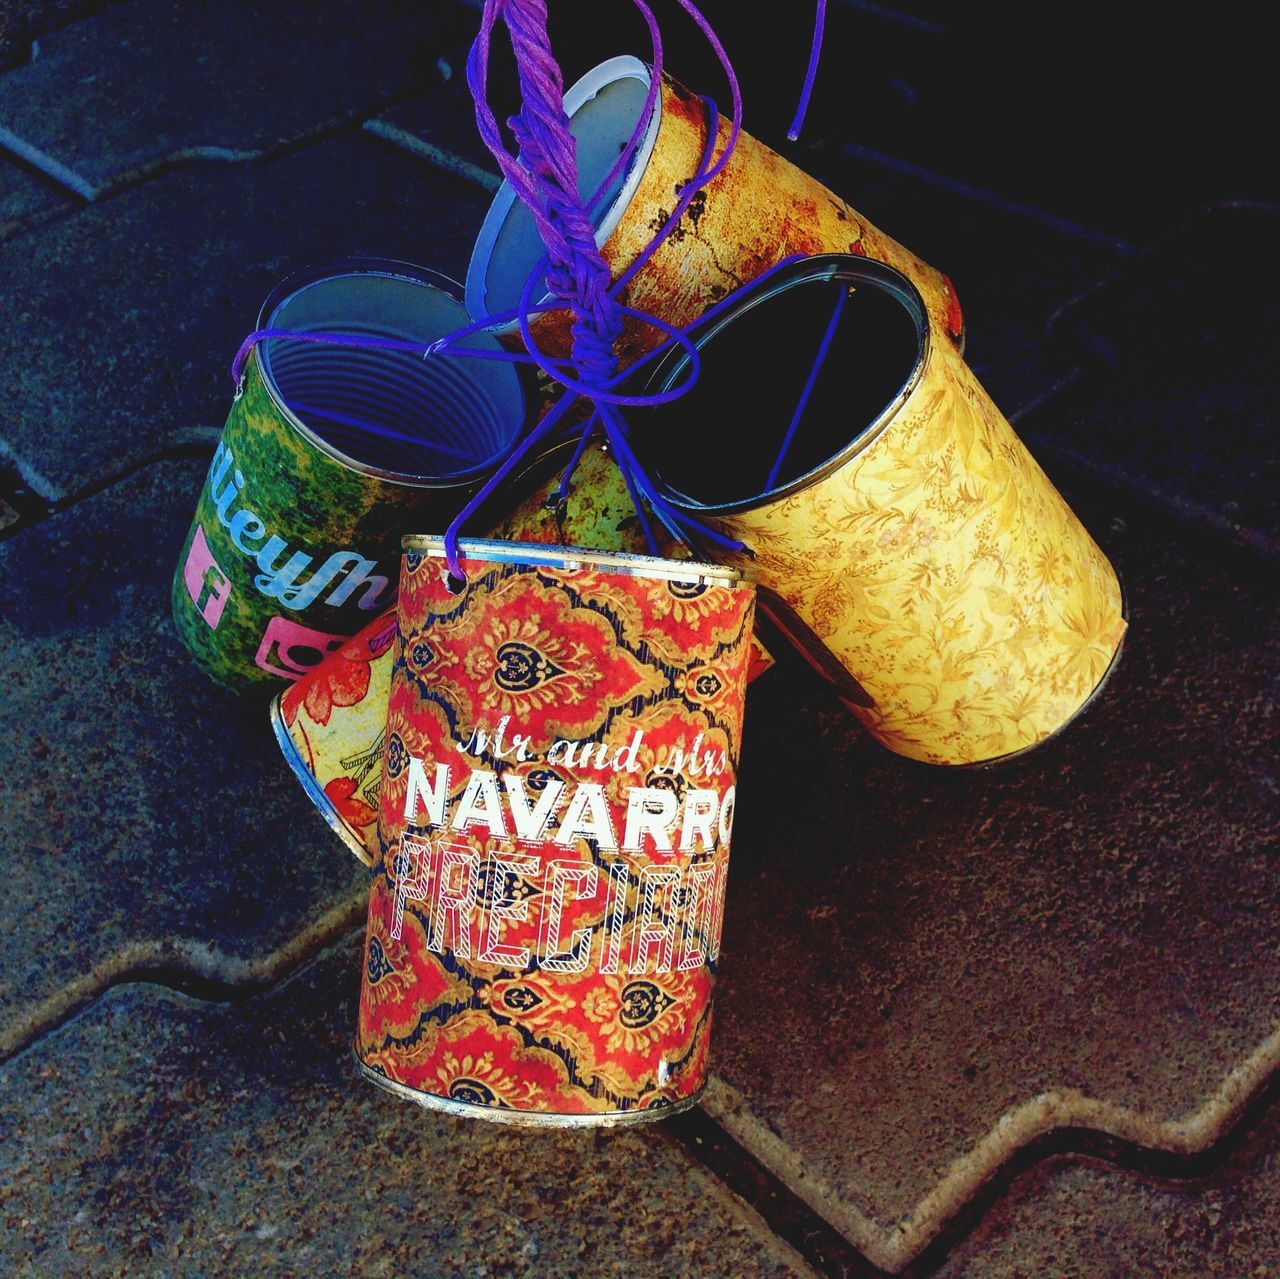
xmin=354 ymin=536 xmax=754 ymax=1124
xmin=641 ymin=254 xmax=1126 ymax=766
xmin=464 ymin=56 xmax=964 ymax=402
xmin=271 ymin=440 xmax=774 ymax=866
xmin=172 ymin=259 xmax=526 ymax=691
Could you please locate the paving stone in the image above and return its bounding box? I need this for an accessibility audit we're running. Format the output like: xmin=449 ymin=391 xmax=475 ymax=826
xmin=1029 ymin=204 xmax=1280 ymax=554
xmin=701 ymin=477 xmax=1280 ymax=1272
xmin=363 ymin=0 xmax=500 ymax=192
xmin=0 ymin=937 xmax=818 ymax=1279
xmin=0 ymin=0 xmax=114 ymax=70
xmin=934 ymin=1112 xmax=1280 ymax=1279
xmin=799 ymin=149 xmax=1126 ymax=415
xmin=0 ymin=156 xmax=72 ymax=238
xmin=0 ymin=131 xmax=489 ymax=500
xmin=0 ymin=457 xmax=369 ymax=1059
xmin=796 ymin=9 xmax=1271 ymax=244
xmin=0 ymin=0 xmax=462 ymax=198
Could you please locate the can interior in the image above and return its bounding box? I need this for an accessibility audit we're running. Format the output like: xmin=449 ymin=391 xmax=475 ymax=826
xmin=636 ymin=261 xmax=926 ymax=510
xmin=465 ymin=55 xmax=660 ymax=321
xmin=260 ymin=269 xmax=525 ymax=483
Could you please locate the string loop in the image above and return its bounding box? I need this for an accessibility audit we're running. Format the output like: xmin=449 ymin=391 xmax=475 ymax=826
xmin=228 ymin=1 xmax=832 ymax=579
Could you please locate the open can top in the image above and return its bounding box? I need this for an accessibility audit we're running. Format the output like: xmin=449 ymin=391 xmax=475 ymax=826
xmin=402 ymin=534 xmax=747 ymax=587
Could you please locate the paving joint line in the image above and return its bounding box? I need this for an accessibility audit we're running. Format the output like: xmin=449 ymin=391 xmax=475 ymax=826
xmin=667 ymin=1103 xmax=883 ymax=1279
xmin=833 ymin=0 xmax=948 ymax=34
xmin=703 ymin=1017 xmax=1280 ymax=1273
xmin=362 ymin=118 xmax=500 ymax=193
xmin=899 ymin=1064 xmax=1280 ymax=1277
xmin=0 ymin=125 xmax=96 ymax=199
xmin=0 ymin=435 xmax=222 ymax=537
xmin=0 ymin=92 xmax=425 ymax=212
xmin=835 ymin=142 xmax=1141 ymax=254
xmin=0 ymin=898 xmax=367 ymax=1064
xmin=1025 ymin=432 xmax=1280 ymax=560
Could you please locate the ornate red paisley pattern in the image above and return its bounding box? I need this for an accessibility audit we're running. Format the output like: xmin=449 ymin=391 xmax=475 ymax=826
xmin=356 ymin=548 xmax=754 ymax=1120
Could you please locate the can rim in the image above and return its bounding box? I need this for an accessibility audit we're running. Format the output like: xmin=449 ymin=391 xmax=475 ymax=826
xmin=938 ymin=568 xmax=1130 ymax=770
xmin=643 ymin=253 xmax=932 ymax=515
xmin=354 ymin=1052 xmax=701 ymax=1128
xmin=465 ymin=55 xmax=663 ymax=327
xmin=254 ymin=257 xmax=525 ymax=490
xmin=269 ymin=695 xmax=375 ymax=867
xmin=401 ymin=535 xmax=748 ymax=586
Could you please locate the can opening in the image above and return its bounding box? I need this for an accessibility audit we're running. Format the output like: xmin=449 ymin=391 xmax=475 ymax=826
xmin=638 ymin=257 xmax=927 ymax=511
xmin=261 ymin=265 xmax=525 ymax=484
xmin=465 ymin=55 xmax=661 ymax=322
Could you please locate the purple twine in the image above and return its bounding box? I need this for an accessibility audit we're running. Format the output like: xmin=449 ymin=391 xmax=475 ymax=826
xmin=765 ymin=280 xmax=846 ymax=489
xmin=439 ymin=0 xmax=749 ymax=580
xmin=227 ymin=2 xmax=834 ymax=581
xmin=787 ymin=0 xmax=827 ymax=141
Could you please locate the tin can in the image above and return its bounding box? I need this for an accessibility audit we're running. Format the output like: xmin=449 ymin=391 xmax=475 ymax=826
xmin=354 ymin=536 xmax=754 ymax=1124
xmin=172 ymin=259 xmax=526 ymax=691
xmin=465 ymin=56 xmax=964 ymax=400
xmin=272 ymin=440 xmax=774 ymax=866
xmin=641 ymin=254 xmax=1126 ymax=766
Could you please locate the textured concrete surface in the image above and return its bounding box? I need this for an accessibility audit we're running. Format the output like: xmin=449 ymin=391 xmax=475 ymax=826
xmin=933 ymin=1110 xmax=1280 ymax=1279
xmin=0 ymin=0 xmax=447 ymax=197
xmin=0 ymin=0 xmax=112 ymax=68
xmin=0 ymin=157 xmax=72 ymax=237
xmin=0 ymin=132 xmax=488 ymax=498
xmin=0 ymin=458 xmax=367 ymax=1059
xmin=1031 ymin=203 xmax=1280 ymax=553
xmin=1 ymin=1 xmax=1276 ymax=1276
xmin=364 ymin=1 xmax=501 ymax=193
xmin=0 ymin=936 xmax=818 ymax=1279
xmin=707 ymin=477 xmax=1280 ymax=1270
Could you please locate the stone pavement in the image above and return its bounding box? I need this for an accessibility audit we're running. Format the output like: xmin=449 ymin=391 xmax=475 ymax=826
xmin=0 ymin=2 xmax=1275 ymax=1275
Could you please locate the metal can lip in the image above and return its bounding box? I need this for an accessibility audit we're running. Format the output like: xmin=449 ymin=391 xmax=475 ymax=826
xmin=354 ymin=1052 xmax=702 ymax=1128
xmin=401 ymin=534 xmax=748 ymax=587
xmin=255 ymin=256 xmax=465 ymax=331
xmin=465 ymin=55 xmax=663 ymax=326
xmin=268 ymin=695 xmax=375 ymax=867
xmin=255 ymin=257 xmax=528 ymax=490
xmin=642 ymin=253 xmax=933 ymax=516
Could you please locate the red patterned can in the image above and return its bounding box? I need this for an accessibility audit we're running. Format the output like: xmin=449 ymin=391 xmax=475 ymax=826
xmin=355 ymin=536 xmax=755 ymax=1125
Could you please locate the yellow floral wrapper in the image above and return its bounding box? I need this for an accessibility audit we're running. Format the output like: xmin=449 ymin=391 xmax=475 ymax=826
xmin=647 ymin=256 xmax=1126 ymax=766
xmin=466 ymin=59 xmax=964 ymax=404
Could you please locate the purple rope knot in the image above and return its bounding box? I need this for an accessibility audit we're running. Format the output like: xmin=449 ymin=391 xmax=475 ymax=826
xmin=225 ymin=0 xmax=833 ymax=585
xmin=427 ymin=0 xmax=849 ymax=581
xmin=437 ymin=0 xmax=775 ymax=580
xmin=500 ymin=1 xmax=623 ymax=395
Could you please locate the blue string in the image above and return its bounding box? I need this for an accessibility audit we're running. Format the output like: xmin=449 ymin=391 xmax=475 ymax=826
xmin=765 ymin=281 xmax=847 ymax=490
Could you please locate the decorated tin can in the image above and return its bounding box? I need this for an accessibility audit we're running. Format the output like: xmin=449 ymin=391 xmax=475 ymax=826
xmin=355 ymin=536 xmax=754 ymax=1124
xmin=640 ymin=254 xmax=1126 ymax=767
xmin=465 ymin=56 xmax=964 ymax=400
xmin=272 ymin=440 xmax=774 ymax=866
xmin=172 ymin=259 xmax=526 ymax=691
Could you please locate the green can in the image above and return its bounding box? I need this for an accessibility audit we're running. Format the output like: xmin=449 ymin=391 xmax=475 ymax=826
xmin=172 ymin=259 xmax=527 ymax=691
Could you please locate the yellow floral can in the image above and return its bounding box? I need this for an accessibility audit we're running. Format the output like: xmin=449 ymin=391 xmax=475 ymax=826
xmin=464 ymin=57 xmax=965 ymax=391
xmin=641 ymin=254 xmax=1126 ymax=766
